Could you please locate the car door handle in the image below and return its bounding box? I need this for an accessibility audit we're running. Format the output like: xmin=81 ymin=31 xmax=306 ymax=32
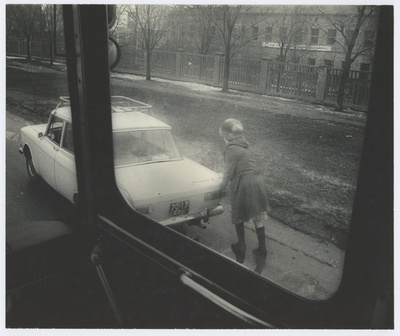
xmin=180 ymin=272 xmax=274 ymax=328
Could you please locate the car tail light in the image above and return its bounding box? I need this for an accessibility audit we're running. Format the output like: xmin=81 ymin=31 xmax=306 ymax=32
xmin=204 ymin=191 xmax=221 ymax=201
xmin=135 ymin=204 xmax=154 ymax=215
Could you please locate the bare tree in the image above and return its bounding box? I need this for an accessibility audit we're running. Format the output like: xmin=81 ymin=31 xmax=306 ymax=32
xmin=6 ymin=6 xmax=18 ymax=39
xmin=41 ymin=5 xmax=56 ymax=65
xmin=159 ymin=5 xmax=216 ymax=54
xmin=7 ymin=5 xmax=41 ymax=61
xmin=109 ymin=5 xmax=129 ymax=39
xmin=188 ymin=6 xmax=216 ymax=55
xmin=201 ymin=5 xmax=269 ymax=92
xmin=315 ymin=5 xmax=378 ymax=111
xmin=127 ymin=5 xmax=174 ymax=80
xmin=268 ymin=6 xmax=312 ymax=63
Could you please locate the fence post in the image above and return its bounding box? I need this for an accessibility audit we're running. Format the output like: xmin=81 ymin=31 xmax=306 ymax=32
xmin=213 ymin=52 xmax=224 ymax=86
xmin=258 ymin=57 xmax=270 ymax=95
xmin=316 ymin=65 xmax=328 ymax=102
xmin=176 ymin=49 xmax=184 ymax=78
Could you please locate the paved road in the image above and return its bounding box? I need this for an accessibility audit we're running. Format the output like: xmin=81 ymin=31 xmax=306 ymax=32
xmin=6 ymin=112 xmax=75 ymax=228
xmin=6 ymin=109 xmax=345 ymax=300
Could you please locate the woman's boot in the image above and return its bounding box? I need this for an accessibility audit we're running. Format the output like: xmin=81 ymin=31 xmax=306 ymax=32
xmin=253 ymin=227 xmax=267 ymax=258
xmin=231 ymin=222 xmax=246 ymax=263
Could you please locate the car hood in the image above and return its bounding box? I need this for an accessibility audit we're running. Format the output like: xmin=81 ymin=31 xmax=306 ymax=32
xmin=115 ymin=157 xmax=221 ymax=206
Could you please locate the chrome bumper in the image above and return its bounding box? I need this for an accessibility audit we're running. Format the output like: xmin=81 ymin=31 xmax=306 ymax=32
xmin=160 ymin=205 xmax=224 ymax=226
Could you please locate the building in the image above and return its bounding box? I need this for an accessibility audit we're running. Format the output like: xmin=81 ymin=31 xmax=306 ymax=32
xmin=252 ymin=6 xmax=378 ymax=71
xmin=114 ymin=5 xmax=378 ymax=72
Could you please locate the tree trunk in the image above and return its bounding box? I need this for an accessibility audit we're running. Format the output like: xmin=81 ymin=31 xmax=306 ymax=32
xmin=26 ymin=36 xmax=31 ymax=61
xmin=276 ymin=48 xmax=285 ymax=93
xmin=146 ymin=49 xmax=151 ymax=80
xmin=49 ymin=36 xmax=54 ymax=65
xmin=336 ymin=61 xmax=351 ymax=111
xmin=221 ymin=48 xmax=230 ymax=92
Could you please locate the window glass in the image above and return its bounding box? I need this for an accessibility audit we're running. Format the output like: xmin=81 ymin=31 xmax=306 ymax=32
xmin=307 ymin=57 xmax=316 ymax=65
xmin=109 ymin=4 xmax=378 ymax=301
xmin=5 ymin=3 xmax=376 ymax=305
xmin=46 ymin=116 xmax=63 ymax=145
xmin=113 ymin=129 xmax=181 ymax=167
xmin=62 ymin=122 xmax=74 ymax=153
xmin=360 ymin=63 xmax=370 ymax=72
xmin=327 ymin=29 xmax=336 ymax=45
xmin=264 ymin=26 xmax=273 ymax=42
xmin=310 ymin=28 xmax=319 ymax=44
xmin=363 ymin=31 xmax=374 ymax=48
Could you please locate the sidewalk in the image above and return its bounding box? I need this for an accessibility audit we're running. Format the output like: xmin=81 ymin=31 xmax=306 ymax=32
xmin=222 ymin=216 xmax=344 ymax=300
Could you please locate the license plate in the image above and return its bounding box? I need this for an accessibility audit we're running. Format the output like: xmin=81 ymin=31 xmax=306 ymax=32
xmin=169 ymin=200 xmax=190 ymax=216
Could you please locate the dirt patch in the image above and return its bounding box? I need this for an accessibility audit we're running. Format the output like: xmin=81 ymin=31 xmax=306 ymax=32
xmin=6 ymin=58 xmax=367 ymax=250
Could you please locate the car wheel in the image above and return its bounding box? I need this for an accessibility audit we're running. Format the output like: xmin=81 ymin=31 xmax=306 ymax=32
xmin=26 ymin=156 xmax=39 ymax=182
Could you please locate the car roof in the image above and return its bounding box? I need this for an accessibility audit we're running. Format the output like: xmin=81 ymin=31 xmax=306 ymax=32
xmin=53 ymin=106 xmax=171 ymax=131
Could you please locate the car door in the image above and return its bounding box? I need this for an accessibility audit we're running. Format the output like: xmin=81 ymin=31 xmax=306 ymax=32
xmin=55 ymin=121 xmax=78 ymax=203
xmin=38 ymin=114 xmax=64 ymax=188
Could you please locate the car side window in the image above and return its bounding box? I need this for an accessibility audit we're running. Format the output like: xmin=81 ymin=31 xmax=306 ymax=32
xmin=62 ymin=122 xmax=74 ymax=154
xmin=46 ymin=115 xmax=64 ymax=145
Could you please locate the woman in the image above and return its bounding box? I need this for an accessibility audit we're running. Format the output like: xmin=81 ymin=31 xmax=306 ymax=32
xmin=219 ymin=119 xmax=269 ymax=263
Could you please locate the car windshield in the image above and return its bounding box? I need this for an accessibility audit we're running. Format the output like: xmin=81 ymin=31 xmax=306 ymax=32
xmin=113 ymin=129 xmax=182 ymax=167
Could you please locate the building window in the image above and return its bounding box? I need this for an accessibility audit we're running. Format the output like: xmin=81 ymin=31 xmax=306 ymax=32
xmin=291 ymin=56 xmax=300 ymax=64
xmin=279 ymin=27 xmax=287 ymax=41
xmin=307 ymin=58 xmax=316 ymax=66
xmin=359 ymin=63 xmax=370 ymax=80
xmin=363 ymin=30 xmax=374 ymax=48
xmin=360 ymin=63 xmax=370 ymax=71
xmin=324 ymin=59 xmax=333 ymax=67
xmin=265 ymin=26 xmax=273 ymax=42
xmin=327 ymin=29 xmax=336 ymax=45
xmin=310 ymin=28 xmax=319 ymax=45
xmin=294 ymin=30 xmax=303 ymax=45
xmin=252 ymin=26 xmax=259 ymax=40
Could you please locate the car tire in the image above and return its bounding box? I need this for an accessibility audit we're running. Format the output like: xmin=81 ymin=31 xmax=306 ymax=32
xmin=26 ymin=155 xmax=39 ymax=182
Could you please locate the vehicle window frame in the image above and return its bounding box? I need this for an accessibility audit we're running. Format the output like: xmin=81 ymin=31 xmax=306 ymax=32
xmin=45 ymin=114 xmax=64 ymax=146
xmin=62 ymin=4 xmax=393 ymax=329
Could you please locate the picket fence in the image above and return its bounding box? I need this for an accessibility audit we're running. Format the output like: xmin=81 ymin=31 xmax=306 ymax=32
xmin=7 ymin=40 xmax=371 ymax=109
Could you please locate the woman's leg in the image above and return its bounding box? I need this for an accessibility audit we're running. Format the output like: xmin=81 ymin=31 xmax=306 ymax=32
xmin=253 ymin=218 xmax=267 ymax=257
xmin=231 ymin=222 xmax=246 ymax=263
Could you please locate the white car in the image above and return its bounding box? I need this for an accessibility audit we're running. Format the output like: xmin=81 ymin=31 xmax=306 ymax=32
xmin=19 ymin=96 xmax=224 ymax=228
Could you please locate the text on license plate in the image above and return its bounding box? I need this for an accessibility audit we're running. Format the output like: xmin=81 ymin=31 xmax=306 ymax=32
xmin=169 ymin=200 xmax=190 ymax=216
